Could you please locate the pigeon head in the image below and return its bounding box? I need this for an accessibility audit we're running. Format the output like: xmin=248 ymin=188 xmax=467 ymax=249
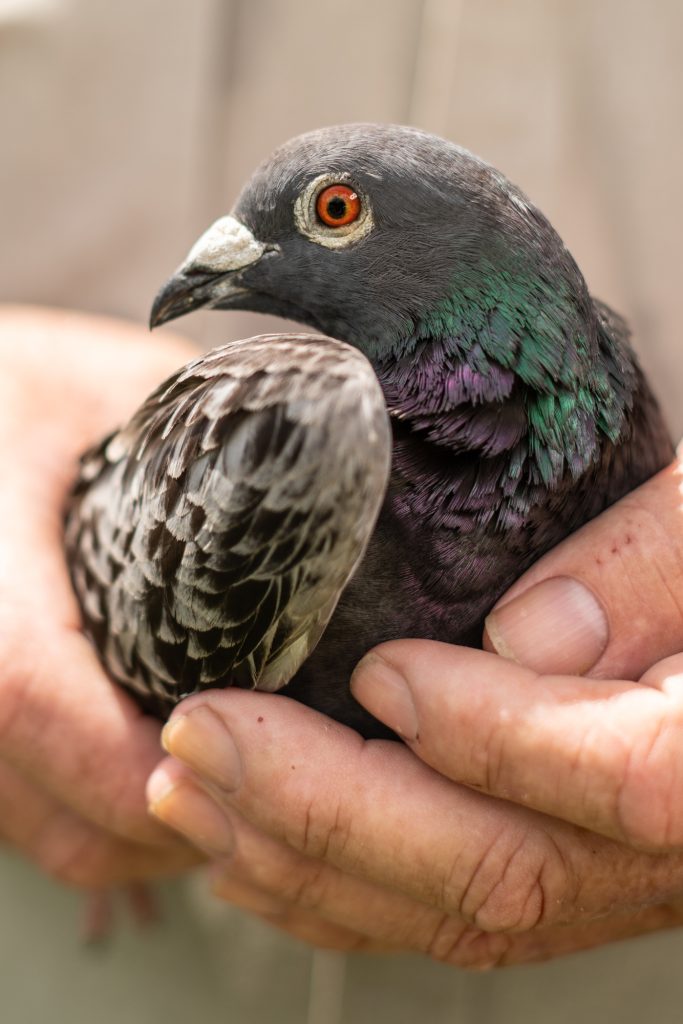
xmin=152 ymin=124 xmax=587 ymax=357
xmin=151 ymin=124 xmax=634 ymax=488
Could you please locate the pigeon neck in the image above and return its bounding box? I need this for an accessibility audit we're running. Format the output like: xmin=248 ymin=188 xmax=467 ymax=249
xmin=374 ymin=294 xmax=634 ymax=526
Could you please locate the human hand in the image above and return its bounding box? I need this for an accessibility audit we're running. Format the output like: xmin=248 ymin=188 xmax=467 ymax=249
xmin=148 ymin=453 xmax=683 ymax=967
xmin=0 ymin=305 xmax=203 ymax=888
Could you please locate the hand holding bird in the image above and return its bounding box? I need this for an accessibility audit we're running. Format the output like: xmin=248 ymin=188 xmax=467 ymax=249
xmin=0 ymin=307 xmax=202 ymax=908
xmin=0 ymin=305 xmax=681 ymax=963
xmin=151 ymin=456 xmax=683 ymax=966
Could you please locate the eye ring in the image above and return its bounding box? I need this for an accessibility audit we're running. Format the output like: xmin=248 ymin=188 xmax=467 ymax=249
xmin=294 ymin=173 xmax=374 ymax=250
xmin=316 ymin=185 xmax=361 ymax=227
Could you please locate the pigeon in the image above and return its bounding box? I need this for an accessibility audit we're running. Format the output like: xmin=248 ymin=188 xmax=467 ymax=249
xmin=65 ymin=124 xmax=673 ymax=738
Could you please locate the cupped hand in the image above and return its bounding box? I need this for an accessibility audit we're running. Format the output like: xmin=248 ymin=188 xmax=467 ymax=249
xmin=0 ymin=305 xmax=203 ymax=888
xmin=149 ymin=453 xmax=683 ymax=967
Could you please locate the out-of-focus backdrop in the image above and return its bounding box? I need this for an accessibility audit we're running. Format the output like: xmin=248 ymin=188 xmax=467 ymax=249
xmin=2 ymin=0 xmax=682 ymax=434
xmin=3 ymin=2 xmax=683 ymax=1023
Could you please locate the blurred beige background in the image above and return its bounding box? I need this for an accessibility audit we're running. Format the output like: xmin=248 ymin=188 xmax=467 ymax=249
xmin=2 ymin=2 xmax=683 ymax=1022
xmin=2 ymin=0 xmax=682 ymax=432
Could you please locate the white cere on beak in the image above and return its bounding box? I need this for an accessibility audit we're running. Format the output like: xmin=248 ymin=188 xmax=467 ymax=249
xmin=182 ymin=215 xmax=266 ymax=274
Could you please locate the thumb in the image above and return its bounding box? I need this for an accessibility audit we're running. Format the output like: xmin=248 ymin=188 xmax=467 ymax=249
xmin=484 ymin=455 xmax=683 ymax=680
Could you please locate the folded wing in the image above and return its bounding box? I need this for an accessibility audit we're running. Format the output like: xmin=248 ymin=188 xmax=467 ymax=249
xmin=65 ymin=334 xmax=391 ymax=717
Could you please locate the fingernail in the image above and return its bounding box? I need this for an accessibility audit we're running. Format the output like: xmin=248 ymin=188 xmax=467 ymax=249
xmin=485 ymin=576 xmax=609 ymax=675
xmin=162 ymin=706 xmax=241 ymax=791
xmin=147 ymin=772 xmax=235 ymax=855
xmin=350 ymin=653 xmax=418 ymax=740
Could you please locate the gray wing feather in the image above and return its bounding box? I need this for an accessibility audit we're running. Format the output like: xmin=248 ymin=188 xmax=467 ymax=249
xmin=65 ymin=334 xmax=391 ymax=717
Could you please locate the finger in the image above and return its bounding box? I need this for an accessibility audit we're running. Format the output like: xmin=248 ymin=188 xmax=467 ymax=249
xmin=148 ymin=757 xmax=683 ymax=969
xmin=0 ymin=758 xmax=201 ymax=886
xmin=480 ymin=458 xmax=683 ymax=680
xmin=147 ymin=758 xmax=514 ymax=967
xmin=210 ymin=873 xmax=388 ymax=953
xmin=0 ymin=613 xmax=183 ymax=847
xmin=499 ymin=902 xmax=683 ymax=966
xmin=1 ymin=306 xmax=196 ymax=478
xmin=0 ymin=484 xmax=184 ymax=846
xmin=213 ymin=863 xmax=683 ymax=968
xmin=352 ymin=640 xmax=683 ymax=851
xmin=0 ymin=307 xmax=198 ymax=852
xmin=158 ymin=692 xmax=683 ymax=930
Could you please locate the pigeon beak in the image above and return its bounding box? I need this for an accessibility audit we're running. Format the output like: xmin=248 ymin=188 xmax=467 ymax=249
xmin=149 ymin=215 xmax=268 ymax=329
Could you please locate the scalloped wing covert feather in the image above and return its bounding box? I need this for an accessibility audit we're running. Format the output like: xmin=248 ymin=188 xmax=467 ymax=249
xmin=65 ymin=334 xmax=391 ymax=717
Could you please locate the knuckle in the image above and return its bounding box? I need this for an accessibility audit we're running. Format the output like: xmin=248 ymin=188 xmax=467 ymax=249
xmin=613 ymin=709 xmax=683 ymax=850
xmin=612 ymin=497 xmax=683 ymax=642
xmin=0 ymin=618 xmax=67 ymax=756
xmin=456 ymin=709 xmax=508 ymax=795
xmin=483 ymin=718 xmax=509 ymax=795
xmin=278 ymin=860 xmax=332 ymax=911
xmin=236 ymin=833 xmax=334 ymax=912
xmin=424 ymin=913 xmax=466 ymax=962
xmin=84 ymin=753 xmax=155 ymax=844
xmin=52 ymin=857 xmax=104 ymax=889
xmin=32 ymin=819 xmax=112 ymax=888
xmin=291 ymin=793 xmax=354 ymax=864
xmin=273 ymin=911 xmax=373 ymax=953
xmin=424 ymin=915 xmax=511 ymax=970
xmin=457 ymin=827 xmax=570 ymax=933
xmin=0 ymin=629 xmax=35 ymax=745
xmin=565 ymin=689 xmax=683 ymax=852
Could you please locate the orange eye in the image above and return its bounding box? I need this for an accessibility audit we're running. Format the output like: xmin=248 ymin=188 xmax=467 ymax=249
xmin=315 ymin=184 xmax=361 ymax=227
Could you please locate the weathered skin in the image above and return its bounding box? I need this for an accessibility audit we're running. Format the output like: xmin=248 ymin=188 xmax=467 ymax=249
xmin=67 ymin=124 xmax=674 ymax=737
